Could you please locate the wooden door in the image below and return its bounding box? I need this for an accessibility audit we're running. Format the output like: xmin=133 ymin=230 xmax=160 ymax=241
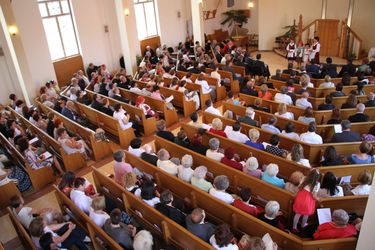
xmin=316 ymin=19 xmax=340 ymax=57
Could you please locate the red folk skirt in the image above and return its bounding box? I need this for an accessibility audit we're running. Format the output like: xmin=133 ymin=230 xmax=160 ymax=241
xmin=293 ymin=189 xmax=316 ymax=216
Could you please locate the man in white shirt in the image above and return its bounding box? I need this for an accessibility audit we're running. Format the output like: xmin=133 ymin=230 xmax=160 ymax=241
xmin=204 ymin=99 xmax=222 ymax=117
xmin=261 ymin=116 xmax=281 ymax=134
xmin=295 ymin=91 xmax=313 ymax=109
xmin=300 ymin=122 xmax=323 ymax=144
xmin=274 ymin=86 xmax=293 ymax=105
xmin=210 ymin=66 xmax=221 ymax=85
xmin=318 ymin=75 xmax=335 ymax=88
xmin=209 ymin=175 xmax=234 ymax=204
xmin=70 ymin=177 xmax=93 ymax=214
xmin=156 ymin=149 xmax=178 ymax=175
xmin=206 ymin=138 xmax=224 ymax=161
xmin=224 ymin=122 xmax=249 ymax=143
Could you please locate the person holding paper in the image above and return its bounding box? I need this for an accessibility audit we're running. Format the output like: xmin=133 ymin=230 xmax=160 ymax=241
xmin=317 ymin=172 xmax=344 ymax=198
xmin=313 ymin=209 xmax=358 ymax=240
xmin=347 ymin=170 xmax=372 ymax=196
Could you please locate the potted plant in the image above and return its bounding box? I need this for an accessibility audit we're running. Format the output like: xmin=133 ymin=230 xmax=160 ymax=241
xmin=221 ymin=10 xmax=249 ymax=36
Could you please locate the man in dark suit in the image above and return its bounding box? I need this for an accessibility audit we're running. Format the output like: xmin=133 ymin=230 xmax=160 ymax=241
xmin=320 ymin=57 xmax=338 ymax=78
xmin=364 ymin=92 xmax=375 ymax=107
xmin=112 ymin=88 xmax=129 ymax=103
xmin=271 ymin=69 xmax=286 ymax=81
xmin=306 ymin=59 xmax=320 ymax=77
xmin=186 ymin=208 xmax=216 ymax=242
xmin=61 ymin=101 xmax=77 ymax=121
xmin=222 ymin=61 xmax=236 ymax=79
xmin=330 ymin=83 xmax=346 ymax=97
xmin=156 ymin=120 xmax=175 ymax=142
xmin=238 ymin=107 xmax=258 ymax=127
xmin=331 ymin=120 xmax=361 ymax=142
xmin=117 ymin=76 xmax=131 ymax=90
xmin=91 ymin=94 xmax=113 ymax=116
xmin=282 ymin=63 xmax=297 ymax=75
xmin=317 ymin=95 xmax=335 ymax=110
xmin=155 ymin=190 xmax=186 ymax=226
xmin=240 ymin=79 xmax=258 ymax=97
xmin=188 ymin=61 xmax=201 ymax=74
xmin=348 ymin=103 xmax=369 ymax=123
xmin=253 ymin=54 xmax=270 ymax=77
xmin=339 ymin=59 xmax=357 ymax=77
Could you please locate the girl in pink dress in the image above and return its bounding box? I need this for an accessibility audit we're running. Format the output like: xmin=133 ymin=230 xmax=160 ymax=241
xmin=292 ymin=168 xmax=321 ymax=233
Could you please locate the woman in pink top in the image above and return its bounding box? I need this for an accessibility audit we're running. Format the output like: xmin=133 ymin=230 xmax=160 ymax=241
xmin=113 ymin=150 xmax=133 ymax=185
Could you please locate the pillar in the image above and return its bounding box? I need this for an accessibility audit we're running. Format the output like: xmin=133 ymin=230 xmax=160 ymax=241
xmin=190 ymin=0 xmax=204 ymax=46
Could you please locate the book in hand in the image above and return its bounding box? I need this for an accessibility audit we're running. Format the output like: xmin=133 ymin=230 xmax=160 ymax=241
xmin=339 ymin=175 xmax=352 ymax=184
xmin=40 ymin=151 xmax=53 ymax=160
xmin=317 ymin=208 xmax=332 ymax=225
xmin=29 ymin=137 xmax=39 ymax=145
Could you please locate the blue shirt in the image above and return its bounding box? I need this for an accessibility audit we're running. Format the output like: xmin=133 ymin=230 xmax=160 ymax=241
xmin=262 ymin=172 xmax=285 ymax=188
xmin=348 ymin=154 xmax=374 ymax=165
xmin=245 ymin=141 xmax=265 ymax=151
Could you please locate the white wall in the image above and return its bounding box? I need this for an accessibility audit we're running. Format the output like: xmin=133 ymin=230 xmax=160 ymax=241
xmin=71 ymin=0 xmax=123 ymax=70
xmin=326 ymin=0 xmax=349 ymax=21
xmin=0 ymin=54 xmax=19 ymax=103
xmin=351 ymin=0 xmax=375 ymax=51
xmin=156 ymin=0 xmax=188 ymax=48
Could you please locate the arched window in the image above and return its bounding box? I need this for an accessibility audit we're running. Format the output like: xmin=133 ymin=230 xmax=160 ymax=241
xmin=37 ymin=0 xmax=80 ymax=60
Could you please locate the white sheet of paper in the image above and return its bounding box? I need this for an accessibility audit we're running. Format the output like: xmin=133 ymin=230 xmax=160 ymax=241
xmin=317 ymin=208 xmax=332 ymax=225
xmin=29 ymin=137 xmax=39 ymax=145
xmin=334 ymin=124 xmax=342 ymax=133
xmin=339 ymin=175 xmax=352 ymax=184
xmin=165 ymin=95 xmax=174 ymax=103
xmin=262 ymin=233 xmax=274 ymax=250
xmin=41 ymin=151 xmax=53 ymax=160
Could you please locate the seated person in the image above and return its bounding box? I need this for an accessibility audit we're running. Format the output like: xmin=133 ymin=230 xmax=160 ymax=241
xmin=220 ymin=147 xmax=243 ymax=171
xmin=177 ymin=154 xmax=194 ymax=182
xmin=240 ymin=78 xmax=258 ymax=97
xmin=295 ymin=91 xmax=312 ymax=109
xmin=300 ymin=122 xmax=323 ymax=144
xmin=348 ymin=103 xmax=369 ymax=123
xmin=258 ymin=201 xmax=285 ymax=230
xmin=155 ymin=190 xmax=186 ymax=226
xmin=275 ymin=103 xmax=294 ymax=120
xmin=209 ymin=118 xmax=227 ymax=138
xmin=317 ymin=172 xmax=344 ymax=198
xmin=224 ymin=122 xmax=249 ymax=143
xmin=245 ymin=129 xmax=265 ymax=150
xmin=91 ymin=94 xmax=113 ymax=116
xmin=206 ymin=138 xmax=224 ymax=161
xmin=189 ymin=112 xmax=211 ymax=130
xmin=341 ymin=94 xmax=357 ymax=109
xmin=258 ymin=84 xmax=273 ymax=100
xmin=237 ymin=107 xmax=257 ymax=127
xmin=318 ymin=75 xmax=335 ymax=88
xmin=209 ymin=224 xmax=238 ymax=250
xmin=140 ymin=144 xmax=158 ymax=166
xmin=297 ymin=107 xmax=316 ymax=124
xmin=133 ymin=230 xmax=153 ymax=250
xmin=58 ymin=171 xmax=95 ymax=196
xmin=191 ymin=166 xmax=213 ymax=192
xmin=331 ymin=120 xmax=361 ymax=143
xmin=318 ymin=95 xmax=335 ymax=110
xmin=113 ymin=103 xmax=133 ymax=130
xmin=281 ymin=122 xmax=300 ymax=141
xmin=262 ymin=163 xmax=285 ymax=188
xmin=327 ymin=108 xmax=342 ymax=125
xmin=156 ymin=120 xmax=175 ymax=142
xmin=156 ymin=149 xmax=178 ymax=175
xmin=128 ymin=138 xmax=145 ymax=157
xmin=347 ymin=141 xmax=374 ymax=164
xmin=242 ymin=157 xmax=262 ymax=179
xmin=364 ymin=92 xmax=375 ymax=107
xmin=330 ymin=83 xmax=346 ymax=97
xmin=89 ymin=196 xmax=110 ymax=228
xmin=233 ymin=187 xmax=261 ymax=216
xmin=124 ymin=172 xmax=141 ymax=196
xmin=261 ymin=116 xmax=281 ymax=134
xmin=70 ymin=177 xmax=93 ymax=214
xmin=285 ymin=171 xmax=305 ymax=194
xmin=313 ymin=209 xmax=358 ymax=240
xmin=104 ymin=208 xmax=136 ymax=249
xmin=57 ymin=128 xmax=89 ymax=159
xmin=321 ymin=146 xmax=344 ymax=166
xmin=209 ymin=175 xmax=234 ymax=204
xmin=174 ymin=129 xmax=190 ymax=148
xmin=136 ymin=96 xmax=157 ymax=118
xmin=113 ymin=150 xmax=133 ymax=185
xmin=286 ymin=144 xmax=311 ymax=167
xmin=140 ymin=180 xmax=160 ymax=207
xmin=274 ymin=86 xmax=293 ymax=105
xmin=204 ymin=99 xmax=222 ymax=117
xmin=348 ymin=170 xmax=372 ymax=195
xmin=264 ymin=134 xmax=287 ymax=158
xmin=188 ymin=131 xmax=209 ymax=155
xmin=186 ymin=208 xmax=216 ymax=242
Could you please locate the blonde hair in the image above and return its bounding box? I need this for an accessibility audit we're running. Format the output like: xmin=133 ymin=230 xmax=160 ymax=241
xmin=248 ymin=128 xmax=260 ymax=142
xmin=92 ymin=196 xmax=106 ymax=211
xmin=260 ymin=84 xmax=268 ymax=93
xmin=289 ymin=171 xmax=305 ymax=186
xmin=124 ymin=172 xmax=138 ymax=189
xmin=212 ymin=118 xmax=223 ymax=130
xmin=277 ymin=103 xmax=287 ymax=115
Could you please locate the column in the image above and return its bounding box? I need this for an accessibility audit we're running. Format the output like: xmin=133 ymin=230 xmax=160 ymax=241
xmin=114 ymin=0 xmax=140 ymax=76
xmin=321 ymin=0 xmax=327 ymax=19
xmin=190 ymin=0 xmax=204 ymax=46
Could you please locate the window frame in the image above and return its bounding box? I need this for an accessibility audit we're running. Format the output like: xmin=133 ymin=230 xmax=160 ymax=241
xmin=37 ymin=0 xmax=80 ymax=61
xmin=133 ymin=0 xmax=159 ymax=40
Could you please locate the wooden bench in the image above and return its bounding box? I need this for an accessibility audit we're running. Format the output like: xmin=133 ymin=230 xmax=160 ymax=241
xmin=318 ymin=195 xmax=368 ymax=217
xmin=218 ymin=63 xmax=247 ymax=77
xmin=0 ymin=133 xmax=55 ymax=192
xmin=0 ymin=183 xmax=21 ymax=210
xmin=205 ymin=68 xmax=240 ymax=93
xmin=35 ymin=98 xmax=112 ymax=161
xmin=92 ymin=167 xmax=213 ymax=249
xmin=53 ymin=186 xmax=123 ymax=249
xmin=72 ymin=90 xmax=136 ymax=148
xmin=280 ymin=73 xmax=360 ymax=87
xmin=6 ymin=207 xmax=37 ymax=250
xmin=9 ymin=107 xmax=86 ymax=172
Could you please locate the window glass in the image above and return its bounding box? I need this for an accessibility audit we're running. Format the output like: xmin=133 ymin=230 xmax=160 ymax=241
xmin=134 ymin=0 xmax=158 ymax=40
xmin=38 ymin=3 xmax=48 ymax=17
xmin=47 ymin=1 xmax=61 ymax=15
xmin=42 ymin=18 xmax=64 ymax=60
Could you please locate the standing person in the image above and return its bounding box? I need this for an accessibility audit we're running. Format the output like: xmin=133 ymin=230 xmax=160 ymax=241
xmin=295 ymin=41 xmax=304 ymax=69
xmin=292 ymin=169 xmax=320 ymax=233
xmin=310 ymin=37 xmax=321 ymax=64
xmin=286 ymin=39 xmax=297 ymax=66
xmin=302 ymin=43 xmax=311 ymax=68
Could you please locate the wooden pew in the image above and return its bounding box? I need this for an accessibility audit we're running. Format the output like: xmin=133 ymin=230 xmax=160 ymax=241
xmin=53 ymin=186 xmax=124 ymax=249
xmin=218 ymin=63 xmax=246 ymax=77
xmin=280 ymin=73 xmax=360 ymax=87
xmin=92 ymin=167 xmax=214 ymax=249
xmin=202 ymin=111 xmax=375 ymax=180
xmin=0 ymin=182 xmax=21 ymax=210
xmin=319 ymin=196 xmax=368 ymax=217
xmin=6 ymin=207 xmax=37 ymax=250
xmin=0 ymin=133 xmax=55 ymax=192
xmin=35 ymin=98 xmax=112 ymax=161
xmin=72 ymin=90 xmax=136 ymax=147
xmin=154 ymin=135 xmax=295 ymax=220
xmin=9 ymin=107 xmax=86 ymax=172
xmin=205 ymin=68 xmax=240 ymax=93
xmin=116 ymin=87 xmax=178 ymax=127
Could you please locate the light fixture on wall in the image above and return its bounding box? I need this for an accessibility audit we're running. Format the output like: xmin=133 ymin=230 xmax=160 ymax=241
xmin=248 ymin=1 xmax=254 ymax=8
xmin=124 ymin=8 xmax=130 ymax=16
xmin=9 ymin=25 xmax=18 ymax=36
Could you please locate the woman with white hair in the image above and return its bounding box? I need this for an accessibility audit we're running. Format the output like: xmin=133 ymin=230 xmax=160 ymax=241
xmin=243 ymin=157 xmax=262 ymax=179
xmin=261 ymin=164 xmax=285 ymax=188
xmin=318 ymin=75 xmax=335 ymax=88
xmin=177 ymin=154 xmax=194 ymax=182
xmin=313 ymin=209 xmax=358 ymax=240
xmin=209 ymin=118 xmax=227 ymax=138
xmin=206 ymin=138 xmax=224 ymax=161
xmin=245 ymin=129 xmax=265 ymax=150
xmin=133 ymin=230 xmax=153 ymax=250
xmin=258 ymin=201 xmax=285 ymax=230
xmin=156 ymin=149 xmax=178 ymax=175
xmin=191 ymin=166 xmax=213 ymax=192
xmin=209 ymin=175 xmax=234 ymax=204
